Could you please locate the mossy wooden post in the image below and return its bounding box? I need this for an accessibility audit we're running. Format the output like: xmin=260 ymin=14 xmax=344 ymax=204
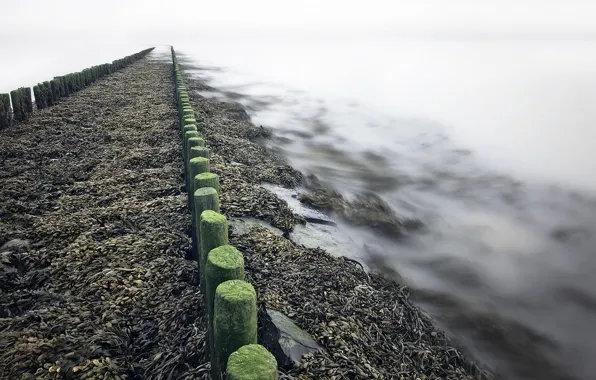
xmin=10 ymin=89 xmax=23 ymax=122
xmin=205 ymin=246 xmax=244 ymax=357
xmin=205 ymin=245 xmax=244 ymax=359
xmin=0 ymin=93 xmax=11 ymax=128
xmin=227 ymin=345 xmax=278 ymax=380
xmin=179 ymin=104 xmax=191 ymax=122
xmin=22 ymin=87 xmax=33 ymax=115
xmin=192 ymin=187 xmax=220 ymax=261
xmin=189 ymin=146 xmax=209 ymax=161
xmin=50 ymin=80 xmax=59 ymax=103
xmin=213 ymin=280 xmax=258 ymax=380
xmin=199 ymin=211 xmax=228 ymax=292
xmin=188 ymin=157 xmax=210 ymax=212
xmin=182 ymin=117 xmax=196 ymax=133
xmin=184 ymin=136 xmax=202 ymax=195
xmin=182 ymin=107 xmax=194 ymax=119
xmin=179 ymin=96 xmax=190 ymax=106
xmin=195 ymin=172 xmax=220 ymax=195
xmin=183 ymin=127 xmax=199 ymax=156
xmin=185 ymin=136 xmax=203 ymax=164
xmin=54 ymin=77 xmax=64 ymax=98
xmin=33 ymin=85 xmax=43 ymax=109
xmin=44 ymin=82 xmax=53 ymax=106
xmin=64 ymin=75 xmax=71 ymax=96
xmin=178 ymin=98 xmax=189 ymax=115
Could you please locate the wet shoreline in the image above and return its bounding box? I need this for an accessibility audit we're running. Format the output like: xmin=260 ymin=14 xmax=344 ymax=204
xmin=180 ymin=56 xmax=493 ymax=379
xmin=0 ymin=50 xmax=490 ymax=379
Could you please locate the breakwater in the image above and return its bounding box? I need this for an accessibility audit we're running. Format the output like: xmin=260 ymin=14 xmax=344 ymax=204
xmin=172 ymin=46 xmax=278 ymax=380
xmin=0 ymin=48 xmax=154 ymax=128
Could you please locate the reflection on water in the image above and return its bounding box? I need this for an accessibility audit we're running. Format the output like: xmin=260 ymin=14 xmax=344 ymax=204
xmin=180 ymin=38 xmax=596 ymax=380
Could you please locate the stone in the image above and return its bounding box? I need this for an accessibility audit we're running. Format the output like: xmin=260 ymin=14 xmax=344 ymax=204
xmin=258 ymin=306 xmax=323 ymax=369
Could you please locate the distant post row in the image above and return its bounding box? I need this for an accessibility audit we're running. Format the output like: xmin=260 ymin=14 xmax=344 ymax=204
xmin=171 ymin=46 xmax=278 ymax=380
xmin=0 ymin=48 xmax=155 ymax=129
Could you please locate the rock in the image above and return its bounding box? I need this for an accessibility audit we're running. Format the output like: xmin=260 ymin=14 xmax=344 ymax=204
xmin=0 ymin=239 xmax=31 ymax=251
xmin=259 ymin=306 xmax=323 ymax=369
xmin=260 ymin=183 xmax=336 ymax=226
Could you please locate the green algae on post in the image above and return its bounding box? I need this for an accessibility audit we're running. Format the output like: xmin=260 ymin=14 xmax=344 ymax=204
xmin=183 ymin=130 xmax=200 ymax=159
xmin=32 ymin=86 xmax=43 ymax=109
xmin=189 ymin=146 xmax=209 ymax=160
xmin=187 ymin=156 xmax=210 ymax=211
xmin=199 ymin=210 xmax=228 ymax=292
xmin=227 ymin=344 xmax=278 ymax=380
xmin=183 ymin=124 xmax=198 ymax=136
xmin=22 ymin=87 xmax=33 ymax=114
xmin=205 ymin=245 xmax=244 ymax=359
xmin=183 ymin=117 xmax=196 ymax=126
xmin=50 ymin=80 xmax=60 ymax=103
xmin=192 ymin=187 xmax=220 ymax=260
xmin=182 ymin=108 xmax=194 ymax=119
xmin=43 ymin=81 xmax=54 ymax=106
xmin=9 ymin=89 xmax=23 ymax=122
xmin=185 ymin=136 xmax=203 ymax=167
xmin=195 ymin=172 xmax=220 ymax=195
xmin=213 ymin=280 xmax=258 ymax=380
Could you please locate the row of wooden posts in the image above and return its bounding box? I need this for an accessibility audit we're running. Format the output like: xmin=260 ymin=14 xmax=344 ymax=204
xmin=0 ymin=48 xmax=155 ymax=129
xmin=171 ymin=47 xmax=279 ymax=380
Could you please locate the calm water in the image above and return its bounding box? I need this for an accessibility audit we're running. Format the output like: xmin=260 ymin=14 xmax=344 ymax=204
xmin=2 ymin=36 xmax=596 ymax=380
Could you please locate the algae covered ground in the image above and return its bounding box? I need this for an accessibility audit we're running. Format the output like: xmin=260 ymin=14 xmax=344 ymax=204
xmin=0 ymin=55 xmax=209 ymax=379
xmin=0 ymin=51 xmax=491 ymax=380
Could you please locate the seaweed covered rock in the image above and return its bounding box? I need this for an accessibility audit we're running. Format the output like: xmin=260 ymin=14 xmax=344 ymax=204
xmin=258 ymin=306 xmax=323 ymax=370
xmin=299 ymin=174 xmax=423 ymax=238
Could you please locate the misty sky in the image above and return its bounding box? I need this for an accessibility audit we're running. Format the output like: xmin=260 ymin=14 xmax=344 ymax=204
xmin=2 ymin=0 xmax=596 ymax=38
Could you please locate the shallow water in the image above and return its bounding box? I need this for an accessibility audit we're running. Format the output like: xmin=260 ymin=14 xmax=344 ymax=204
xmin=174 ymin=35 xmax=596 ymax=380
xmin=2 ymin=38 xmax=596 ymax=380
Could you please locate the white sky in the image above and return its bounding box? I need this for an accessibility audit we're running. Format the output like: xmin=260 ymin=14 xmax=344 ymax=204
xmin=2 ymin=0 xmax=596 ymax=37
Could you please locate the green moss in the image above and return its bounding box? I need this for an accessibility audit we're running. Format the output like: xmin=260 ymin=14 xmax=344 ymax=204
xmin=183 ymin=131 xmax=200 ymax=159
xmin=201 ymin=209 xmax=226 ymax=225
xmin=189 ymin=146 xmax=209 ymax=160
xmin=192 ymin=187 xmax=220 ymax=259
xmin=195 ymin=172 xmax=220 ymax=194
xmin=186 ymin=137 xmax=202 ymax=158
xmin=183 ymin=125 xmax=198 ymax=134
xmin=183 ymin=117 xmax=196 ymax=127
xmin=213 ymin=280 xmax=258 ymax=380
xmin=199 ymin=210 xmax=228 ymax=293
xmin=209 ymin=245 xmax=244 ymax=269
xmin=189 ymin=157 xmax=209 ymax=173
xmin=205 ymin=245 xmax=245 ymax=363
xmin=226 ymin=344 xmax=278 ymax=380
xmin=195 ymin=186 xmax=219 ymax=199
xmin=187 ymin=157 xmax=210 ymax=211
xmin=216 ymin=280 xmax=255 ymax=302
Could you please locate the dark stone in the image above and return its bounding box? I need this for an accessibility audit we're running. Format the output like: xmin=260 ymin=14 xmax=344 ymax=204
xmin=258 ymin=305 xmax=323 ymax=369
